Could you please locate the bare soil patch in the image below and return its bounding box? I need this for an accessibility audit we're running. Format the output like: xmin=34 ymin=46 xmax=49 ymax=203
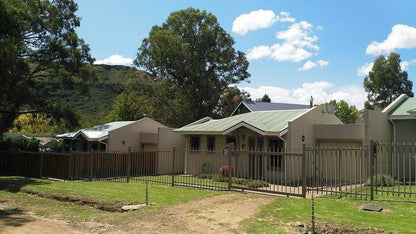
xmin=1 ymin=192 xmax=272 ymax=233
xmin=0 ymin=208 xmax=83 ymax=234
xmin=21 ymin=188 xmax=125 ymax=212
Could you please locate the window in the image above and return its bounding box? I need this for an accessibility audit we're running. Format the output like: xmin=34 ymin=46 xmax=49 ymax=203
xmin=207 ymin=136 xmax=215 ymax=151
xmin=268 ymin=139 xmax=284 ymax=170
xmin=190 ymin=136 xmax=200 ymax=150
xmin=226 ymin=137 xmax=236 ymax=147
xmin=269 ymin=155 xmax=283 ymax=171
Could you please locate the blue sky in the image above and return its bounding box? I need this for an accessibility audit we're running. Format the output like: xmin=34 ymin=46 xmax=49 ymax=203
xmin=75 ymin=0 xmax=416 ymax=109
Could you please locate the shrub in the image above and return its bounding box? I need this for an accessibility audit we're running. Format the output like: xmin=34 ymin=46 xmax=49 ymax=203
xmin=231 ymin=178 xmax=269 ymax=188
xmin=48 ymin=140 xmax=63 ymax=152
xmin=219 ymin=165 xmax=230 ymax=177
xmin=245 ymin=179 xmax=269 ymax=188
xmin=25 ymin=137 xmax=39 ymax=151
xmin=211 ymin=174 xmax=227 ymax=182
xmin=197 ymin=174 xmax=212 ymax=179
xmin=366 ymin=174 xmax=396 ymax=187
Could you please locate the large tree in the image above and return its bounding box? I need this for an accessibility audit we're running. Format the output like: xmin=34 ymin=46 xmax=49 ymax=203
xmin=214 ymin=86 xmax=251 ymax=118
xmin=329 ymin=100 xmax=360 ymax=124
xmin=0 ymin=0 xmax=94 ymax=134
xmin=135 ymin=8 xmax=250 ymax=126
xmin=257 ymin=94 xmax=271 ymax=102
xmin=364 ymin=52 xmax=413 ymax=109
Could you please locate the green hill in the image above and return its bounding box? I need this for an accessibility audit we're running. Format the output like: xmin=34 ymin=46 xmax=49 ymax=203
xmin=50 ymin=64 xmax=149 ymax=128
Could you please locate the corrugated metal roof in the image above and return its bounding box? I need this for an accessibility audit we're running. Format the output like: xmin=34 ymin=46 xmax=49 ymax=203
xmin=388 ymin=97 xmax=416 ymax=118
xmin=175 ymin=109 xmax=309 ymax=134
xmin=244 ymin=101 xmax=310 ymax=111
xmin=56 ymin=121 xmax=136 ymax=140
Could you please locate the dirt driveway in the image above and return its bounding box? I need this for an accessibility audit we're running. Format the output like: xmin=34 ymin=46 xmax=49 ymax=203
xmin=1 ymin=193 xmax=273 ymax=234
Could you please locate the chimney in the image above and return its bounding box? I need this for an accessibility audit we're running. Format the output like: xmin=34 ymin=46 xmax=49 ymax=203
xmin=309 ymin=96 xmax=314 ymax=108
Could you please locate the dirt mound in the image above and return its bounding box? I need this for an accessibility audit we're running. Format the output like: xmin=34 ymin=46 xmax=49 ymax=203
xmin=21 ymin=189 xmax=126 ymax=212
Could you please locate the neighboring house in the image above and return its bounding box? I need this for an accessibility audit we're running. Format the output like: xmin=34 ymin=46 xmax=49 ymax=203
xmin=231 ymin=100 xmax=310 ymax=116
xmin=22 ymin=135 xmax=56 ymax=150
xmin=56 ymin=117 xmax=182 ymax=152
xmin=382 ymin=94 xmax=416 ymax=143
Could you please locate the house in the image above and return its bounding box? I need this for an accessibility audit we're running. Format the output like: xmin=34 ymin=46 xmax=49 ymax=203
xmin=382 ymin=94 xmax=416 ymax=143
xmin=174 ymin=104 xmax=342 ymax=180
xmin=56 ymin=117 xmax=183 ymax=152
xmin=175 ymin=104 xmax=341 ymax=151
xmin=231 ymin=100 xmax=310 ymax=116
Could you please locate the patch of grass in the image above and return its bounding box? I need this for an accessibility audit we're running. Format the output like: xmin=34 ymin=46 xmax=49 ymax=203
xmin=0 ymin=176 xmax=225 ymax=223
xmin=243 ymin=194 xmax=416 ymax=233
xmin=134 ymin=175 xmax=229 ymax=188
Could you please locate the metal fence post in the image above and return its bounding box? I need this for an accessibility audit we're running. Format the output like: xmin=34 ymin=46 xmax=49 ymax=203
xmin=302 ymin=144 xmax=307 ymax=198
xmin=338 ymin=147 xmax=342 ymax=193
xmin=370 ymin=140 xmax=376 ymax=201
xmin=227 ymin=144 xmax=233 ymax=190
xmin=39 ymin=149 xmax=44 ymax=178
xmin=127 ymin=147 xmax=132 ymax=183
xmin=171 ymin=147 xmax=175 ymax=187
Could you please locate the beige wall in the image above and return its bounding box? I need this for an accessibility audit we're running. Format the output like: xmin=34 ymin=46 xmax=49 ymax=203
xmin=107 ymin=118 xmax=166 ymax=152
xmin=365 ymin=110 xmax=391 ymax=144
xmin=285 ymin=105 xmax=343 ymax=150
xmin=314 ymin=124 xmax=364 ymax=147
xmin=158 ymin=128 xmax=186 ymax=150
xmin=393 ymin=119 xmax=416 ymax=143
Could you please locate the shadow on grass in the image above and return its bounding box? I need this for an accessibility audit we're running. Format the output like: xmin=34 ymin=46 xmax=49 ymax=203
xmin=0 ymin=177 xmax=50 ymax=193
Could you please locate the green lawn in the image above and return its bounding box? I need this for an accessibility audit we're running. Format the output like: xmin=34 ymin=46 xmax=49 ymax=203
xmin=0 ymin=176 xmax=224 ymax=222
xmin=1 ymin=176 xmax=415 ymax=233
xmin=243 ymin=193 xmax=416 ymax=233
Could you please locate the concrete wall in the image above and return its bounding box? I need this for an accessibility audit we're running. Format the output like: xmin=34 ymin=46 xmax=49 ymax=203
xmin=314 ymin=124 xmax=365 ymax=147
xmin=158 ymin=128 xmax=186 ymax=150
xmin=107 ymin=118 xmax=166 ymax=152
xmin=156 ymin=128 xmax=186 ymax=174
xmin=365 ymin=110 xmax=391 ymax=144
xmin=393 ymin=119 xmax=416 ymax=143
xmin=285 ymin=105 xmax=343 ymax=150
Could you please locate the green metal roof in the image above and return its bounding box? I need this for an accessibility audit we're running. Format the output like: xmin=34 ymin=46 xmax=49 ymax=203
xmin=388 ymin=97 xmax=416 ymax=118
xmin=175 ymin=109 xmax=309 ymax=135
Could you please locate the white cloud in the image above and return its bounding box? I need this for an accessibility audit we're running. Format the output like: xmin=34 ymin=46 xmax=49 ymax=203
xmin=400 ymin=59 xmax=416 ymax=70
xmin=317 ymin=60 xmax=329 ymax=67
xmin=366 ymin=24 xmax=416 ymax=55
xmin=276 ymin=21 xmax=319 ymax=50
xmin=270 ymin=43 xmax=313 ymax=62
xmin=232 ymin=10 xmax=279 ymax=35
xmin=278 ymin=11 xmax=295 ymax=23
xmin=299 ymin=61 xmax=317 ymax=71
xmin=94 ymin=55 xmax=133 ymax=66
xmin=247 ymin=45 xmax=273 ymax=60
xmin=232 ymin=10 xmax=297 ymax=36
xmin=298 ymin=60 xmax=329 ymax=71
xmin=247 ymin=19 xmax=320 ymax=63
xmin=357 ymin=62 xmax=374 ymax=77
xmin=239 ymin=82 xmax=366 ymax=109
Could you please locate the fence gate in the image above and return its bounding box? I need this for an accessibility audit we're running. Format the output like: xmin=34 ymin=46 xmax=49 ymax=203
xmin=228 ymin=149 xmax=305 ymax=197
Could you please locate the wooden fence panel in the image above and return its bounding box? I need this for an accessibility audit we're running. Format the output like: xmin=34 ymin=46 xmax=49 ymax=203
xmin=42 ymin=153 xmax=70 ymax=179
xmin=0 ymin=151 xmax=17 ymax=175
